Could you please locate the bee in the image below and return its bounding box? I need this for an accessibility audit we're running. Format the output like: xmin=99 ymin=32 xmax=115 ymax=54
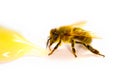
xmin=46 ymin=21 xmax=105 ymax=57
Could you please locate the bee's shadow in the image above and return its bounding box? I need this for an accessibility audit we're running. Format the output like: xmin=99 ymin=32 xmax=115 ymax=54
xmin=47 ymin=44 xmax=98 ymax=60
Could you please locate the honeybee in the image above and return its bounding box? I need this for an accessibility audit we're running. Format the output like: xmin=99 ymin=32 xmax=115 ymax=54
xmin=46 ymin=21 xmax=105 ymax=57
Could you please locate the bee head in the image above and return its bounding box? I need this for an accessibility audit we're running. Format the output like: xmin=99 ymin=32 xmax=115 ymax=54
xmin=50 ymin=28 xmax=59 ymax=41
xmin=46 ymin=28 xmax=59 ymax=48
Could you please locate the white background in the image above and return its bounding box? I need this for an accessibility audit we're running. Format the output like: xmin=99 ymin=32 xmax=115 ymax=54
xmin=0 ymin=0 xmax=120 ymax=79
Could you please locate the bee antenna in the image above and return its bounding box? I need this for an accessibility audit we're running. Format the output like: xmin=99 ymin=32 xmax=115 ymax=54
xmin=46 ymin=37 xmax=51 ymax=48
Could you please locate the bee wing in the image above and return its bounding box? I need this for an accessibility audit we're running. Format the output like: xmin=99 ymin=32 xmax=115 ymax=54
xmin=89 ymin=32 xmax=102 ymax=39
xmin=71 ymin=31 xmax=101 ymax=39
xmin=70 ymin=21 xmax=87 ymax=27
xmin=66 ymin=21 xmax=101 ymax=39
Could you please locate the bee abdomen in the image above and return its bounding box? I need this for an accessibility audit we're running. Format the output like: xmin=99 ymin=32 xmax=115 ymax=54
xmin=74 ymin=36 xmax=92 ymax=44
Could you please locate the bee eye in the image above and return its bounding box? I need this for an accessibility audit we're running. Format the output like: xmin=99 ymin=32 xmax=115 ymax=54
xmin=54 ymin=34 xmax=58 ymax=38
xmin=54 ymin=32 xmax=58 ymax=35
xmin=51 ymin=28 xmax=58 ymax=35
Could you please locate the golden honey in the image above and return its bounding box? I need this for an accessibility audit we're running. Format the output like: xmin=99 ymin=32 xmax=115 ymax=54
xmin=0 ymin=27 xmax=48 ymax=62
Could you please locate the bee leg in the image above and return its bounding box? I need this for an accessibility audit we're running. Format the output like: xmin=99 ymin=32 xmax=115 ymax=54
xmin=75 ymin=41 xmax=105 ymax=57
xmin=71 ymin=40 xmax=77 ymax=57
xmin=48 ymin=41 xmax=54 ymax=51
xmin=48 ymin=40 xmax=61 ymax=56
xmin=84 ymin=44 xmax=105 ymax=57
